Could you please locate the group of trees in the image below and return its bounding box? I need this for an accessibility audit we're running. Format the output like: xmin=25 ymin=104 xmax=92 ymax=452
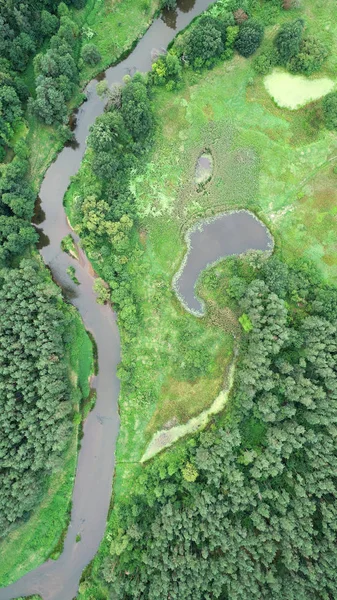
xmin=274 ymin=18 xmax=328 ymax=75
xmin=0 ymin=0 xmax=103 ymax=157
xmin=322 ymin=91 xmax=337 ymax=130
xmin=0 ymin=0 xmax=90 ymax=535
xmin=0 ymin=261 xmax=73 ymax=537
xmin=87 ymin=257 xmax=337 ymax=599
xmin=150 ymin=2 xmax=265 ymax=83
xmin=31 ymin=6 xmax=80 ymax=125
xmin=174 ymin=11 xmax=264 ymax=72
xmin=0 ymin=59 xmax=29 ymax=160
xmin=71 ymin=73 xmax=154 ymax=345
xmin=255 ymin=17 xmax=329 ymax=76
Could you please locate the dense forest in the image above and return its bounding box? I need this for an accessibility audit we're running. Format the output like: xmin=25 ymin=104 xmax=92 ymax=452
xmin=0 ymin=261 xmax=74 ymax=537
xmin=91 ymin=258 xmax=337 ymax=599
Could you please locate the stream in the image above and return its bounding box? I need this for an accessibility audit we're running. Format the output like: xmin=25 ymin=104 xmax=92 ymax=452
xmin=0 ymin=2 xmax=272 ymax=599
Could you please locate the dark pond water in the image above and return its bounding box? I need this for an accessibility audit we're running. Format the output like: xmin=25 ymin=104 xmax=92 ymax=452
xmin=0 ymin=1 xmax=215 ymax=600
xmin=174 ymin=212 xmax=273 ymax=315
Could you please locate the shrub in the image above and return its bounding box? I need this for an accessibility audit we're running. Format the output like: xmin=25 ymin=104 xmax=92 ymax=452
xmin=322 ymin=91 xmax=337 ymax=130
xmin=151 ymin=51 xmax=182 ymax=86
xmin=274 ymin=18 xmax=304 ymax=63
xmin=185 ymin=17 xmax=224 ymax=68
xmin=288 ymin=35 xmax=328 ymax=75
xmin=253 ymin=50 xmax=275 ymax=74
xmin=235 ymin=20 xmax=264 ymax=57
xmin=81 ymin=43 xmax=101 ymax=66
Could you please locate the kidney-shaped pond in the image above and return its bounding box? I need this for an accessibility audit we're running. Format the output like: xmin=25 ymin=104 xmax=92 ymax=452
xmin=174 ymin=211 xmax=273 ymax=315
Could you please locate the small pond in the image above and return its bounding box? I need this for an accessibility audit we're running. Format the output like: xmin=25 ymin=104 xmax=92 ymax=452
xmin=195 ymin=152 xmax=213 ymax=185
xmin=264 ymin=69 xmax=335 ymax=110
xmin=173 ymin=211 xmax=273 ymax=315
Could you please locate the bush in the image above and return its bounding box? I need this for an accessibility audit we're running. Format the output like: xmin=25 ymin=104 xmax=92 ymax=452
xmin=288 ymin=35 xmax=328 ymax=75
xmin=234 ymin=8 xmax=248 ymax=24
xmin=322 ymin=91 xmax=337 ymax=130
xmin=253 ymin=49 xmax=276 ymax=74
xmin=185 ymin=17 xmax=224 ymax=68
xmin=274 ymin=18 xmax=304 ymax=63
xmin=81 ymin=43 xmax=101 ymax=66
xmin=151 ymin=51 xmax=182 ymax=86
xmin=235 ymin=20 xmax=264 ymax=57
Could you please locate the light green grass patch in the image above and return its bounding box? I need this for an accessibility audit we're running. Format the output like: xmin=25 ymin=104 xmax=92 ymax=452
xmin=264 ymin=69 xmax=335 ymax=110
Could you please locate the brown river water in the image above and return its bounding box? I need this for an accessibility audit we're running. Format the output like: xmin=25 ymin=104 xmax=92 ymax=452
xmin=0 ymin=1 xmax=272 ymax=598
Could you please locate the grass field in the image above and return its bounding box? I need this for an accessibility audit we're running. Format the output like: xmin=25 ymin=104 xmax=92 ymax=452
xmin=0 ymin=308 xmax=93 ymax=587
xmin=76 ymin=0 xmax=161 ymax=84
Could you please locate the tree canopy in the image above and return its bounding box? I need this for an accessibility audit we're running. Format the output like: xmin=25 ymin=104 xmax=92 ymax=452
xmin=0 ymin=261 xmax=74 ymax=536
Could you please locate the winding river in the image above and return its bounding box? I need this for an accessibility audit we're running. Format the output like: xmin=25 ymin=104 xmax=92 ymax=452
xmin=0 ymin=2 xmax=272 ymax=599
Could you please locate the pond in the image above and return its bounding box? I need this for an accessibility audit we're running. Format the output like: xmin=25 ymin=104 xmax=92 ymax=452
xmin=264 ymin=69 xmax=335 ymax=110
xmin=195 ymin=152 xmax=213 ymax=185
xmin=173 ymin=211 xmax=273 ymax=315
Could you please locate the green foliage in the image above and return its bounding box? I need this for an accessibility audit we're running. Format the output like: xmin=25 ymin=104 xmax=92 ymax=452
xmin=161 ymin=0 xmax=177 ymax=8
xmin=274 ymin=18 xmax=305 ymax=63
xmin=0 ymin=260 xmax=74 ymax=537
xmin=0 ymin=216 xmax=38 ymax=265
xmin=185 ymin=17 xmax=225 ymax=69
xmin=253 ymin=48 xmax=276 ymax=74
xmin=67 ymin=265 xmax=80 ymax=284
xmin=31 ymin=13 xmax=79 ymax=125
xmin=0 ymin=153 xmax=36 ymax=219
xmin=238 ymin=312 xmax=253 ymax=332
xmin=288 ymin=35 xmax=328 ymax=75
xmin=181 ymin=461 xmax=198 ymax=482
xmin=322 ymin=91 xmax=337 ymax=130
xmin=81 ymin=43 xmax=101 ymax=66
xmin=235 ymin=20 xmax=264 ymax=57
xmin=121 ymin=76 xmax=153 ymax=142
xmin=151 ymin=52 xmax=182 ymax=87
xmin=93 ymin=278 xmax=110 ymax=304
